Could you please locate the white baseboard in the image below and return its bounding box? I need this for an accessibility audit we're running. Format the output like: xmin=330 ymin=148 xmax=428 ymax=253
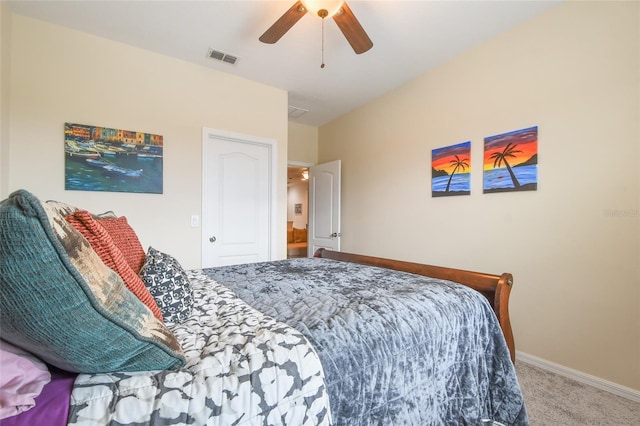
xmin=516 ymin=351 xmax=640 ymax=403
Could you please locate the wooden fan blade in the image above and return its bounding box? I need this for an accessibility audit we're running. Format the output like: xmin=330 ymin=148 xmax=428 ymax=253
xmin=333 ymin=2 xmax=373 ymax=54
xmin=259 ymin=1 xmax=307 ymax=44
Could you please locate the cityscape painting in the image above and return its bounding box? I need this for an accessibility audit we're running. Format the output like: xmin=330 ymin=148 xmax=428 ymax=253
xmin=64 ymin=122 xmax=163 ymax=194
xmin=483 ymin=126 xmax=538 ymax=193
xmin=432 ymin=141 xmax=471 ymax=197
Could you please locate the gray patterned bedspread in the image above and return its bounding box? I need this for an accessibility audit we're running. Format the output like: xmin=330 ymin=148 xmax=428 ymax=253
xmin=68 ymin=272 xmax=331 ymax=425
xmin=205 ymin=257 xmax=528 ymax=426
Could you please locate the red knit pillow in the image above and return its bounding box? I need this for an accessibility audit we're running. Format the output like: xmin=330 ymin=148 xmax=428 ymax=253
xmin=66 ymin=211 xmax=163 ymax=322
xmin=96 ymin=216 xmax=147 ymax=274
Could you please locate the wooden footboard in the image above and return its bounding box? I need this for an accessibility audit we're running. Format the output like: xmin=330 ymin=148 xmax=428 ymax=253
xmin=313 ymin=248 xmax=515 ymax=363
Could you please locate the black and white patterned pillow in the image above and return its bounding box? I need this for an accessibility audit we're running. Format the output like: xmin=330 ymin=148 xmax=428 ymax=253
xmin=139 ymin=247 xmax=193 ymax=324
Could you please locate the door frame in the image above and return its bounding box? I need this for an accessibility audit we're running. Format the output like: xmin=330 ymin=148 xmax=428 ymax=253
xmin=288 ymin=161 xmax=314 ymax=168
xmin=201 ymin=127 xmax=278 ymax=267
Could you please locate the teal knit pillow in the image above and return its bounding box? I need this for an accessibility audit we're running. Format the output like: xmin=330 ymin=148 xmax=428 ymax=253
xmin=0 ymin=190 xmax=185 ymax=373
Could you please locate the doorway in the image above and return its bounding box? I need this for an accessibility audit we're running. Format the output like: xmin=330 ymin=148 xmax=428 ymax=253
xmin=287 ymin=160 xmax=342 ymax=257
xmin=287 ymin=165 xmax=309 ymax=258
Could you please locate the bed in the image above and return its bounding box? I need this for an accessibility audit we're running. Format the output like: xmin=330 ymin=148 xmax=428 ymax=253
xmin=0 ymin=189 xmax=527 ymax=425
xmin=205 ymin=249 xmax=525 ymax=425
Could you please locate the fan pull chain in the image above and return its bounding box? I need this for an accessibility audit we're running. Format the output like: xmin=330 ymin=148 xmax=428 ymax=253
xmin=321 ymin=18 xmax=325 ymax=69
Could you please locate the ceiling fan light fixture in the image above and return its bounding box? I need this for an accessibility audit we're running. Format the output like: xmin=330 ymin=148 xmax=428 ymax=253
xmin=301 ymin=0 xmax=344 ymax=19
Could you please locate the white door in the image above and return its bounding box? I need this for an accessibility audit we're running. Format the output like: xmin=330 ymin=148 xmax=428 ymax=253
xmin=202 ymin=128 xmax=276 ymax=268
xmin=308 ymin=160 xmax=341 ymax=256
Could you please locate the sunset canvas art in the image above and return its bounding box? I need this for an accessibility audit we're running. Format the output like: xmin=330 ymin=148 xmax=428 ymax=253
xmin=483 ymin=126 xmax=538 ymax=193
xmin=432 ymin=141 xmax=471 ymax=197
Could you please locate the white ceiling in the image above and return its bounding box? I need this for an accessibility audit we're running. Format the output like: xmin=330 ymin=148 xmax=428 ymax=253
xmin=7 ymin=0 xmax=560 ymax=127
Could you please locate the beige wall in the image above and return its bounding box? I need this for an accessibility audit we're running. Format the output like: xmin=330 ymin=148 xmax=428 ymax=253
xmin=5 ymin=14 xmax=289 ymax=269
xmin=0 ymin=0 xmax=10 ymax=196
xmin=319 ymin=1 xmax=639 ymax=390
xmin=288 ymin=121 xmax=318 ymax=165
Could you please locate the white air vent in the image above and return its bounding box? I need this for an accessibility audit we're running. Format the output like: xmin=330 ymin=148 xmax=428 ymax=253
xmin=207 ymin=48 xmax=238 ymax=65
xmin=288 ymin=105 xmax=308 ymax=118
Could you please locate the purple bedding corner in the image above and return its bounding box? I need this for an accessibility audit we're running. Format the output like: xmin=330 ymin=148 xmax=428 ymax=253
xmin=2 ymin=368 xmax=77 ymax=426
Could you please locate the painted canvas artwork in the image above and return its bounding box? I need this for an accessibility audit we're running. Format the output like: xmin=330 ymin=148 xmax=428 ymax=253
xmin=65 ymin=122 xmax=163 ymax=194
xmin=432 ymin=141 xmax=471 ymax=197
xmin=483 ymin=126 xmax=538 ymax=193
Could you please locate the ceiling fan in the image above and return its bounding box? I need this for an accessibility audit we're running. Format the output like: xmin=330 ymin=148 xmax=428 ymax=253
xmin=259 ymin=0 xmax=373 ymax=55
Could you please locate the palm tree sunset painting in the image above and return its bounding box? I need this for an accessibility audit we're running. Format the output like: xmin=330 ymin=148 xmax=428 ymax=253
xmin=432 ymin=141 xmax=471 ymax=197
xmin=483 ymin=126 xmax=538 ymax=193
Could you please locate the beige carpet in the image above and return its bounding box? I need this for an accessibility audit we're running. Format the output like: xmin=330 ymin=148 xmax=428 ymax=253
xmin=515 ymin=361 xmax=640 ymax=425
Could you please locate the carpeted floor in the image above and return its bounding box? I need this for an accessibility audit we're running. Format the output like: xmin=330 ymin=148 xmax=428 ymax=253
xmin=515 ymin=361 xmax=640 ymax=425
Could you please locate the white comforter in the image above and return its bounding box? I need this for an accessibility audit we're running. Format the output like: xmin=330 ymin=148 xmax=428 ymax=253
xmin=68 ymin=271 xmax=332 ymax=425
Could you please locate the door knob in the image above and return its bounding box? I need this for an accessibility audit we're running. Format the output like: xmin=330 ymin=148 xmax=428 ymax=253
xmin=209 ymin=236 xmax=216 ymax=243
xmin=330 ymin=232 xmax=342 ymax=238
